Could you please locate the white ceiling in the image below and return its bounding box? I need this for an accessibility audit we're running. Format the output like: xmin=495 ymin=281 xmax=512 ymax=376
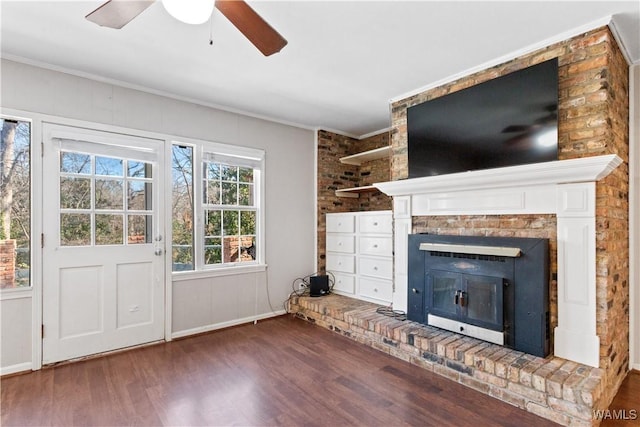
xmin=1 ymin=1 xmax=639 ymax=137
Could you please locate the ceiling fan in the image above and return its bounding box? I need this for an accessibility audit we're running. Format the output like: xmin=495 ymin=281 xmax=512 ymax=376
xmin=85 ymin=0 xmax=288 ymax=56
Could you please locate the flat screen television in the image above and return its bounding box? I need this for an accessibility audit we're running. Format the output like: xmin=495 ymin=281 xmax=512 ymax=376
xmin=407 ymin=58 xmax=558 ymax=178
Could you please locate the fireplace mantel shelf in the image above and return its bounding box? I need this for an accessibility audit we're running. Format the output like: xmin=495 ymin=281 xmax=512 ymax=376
xmin=374 ymin=154 xmax=622 ymax=196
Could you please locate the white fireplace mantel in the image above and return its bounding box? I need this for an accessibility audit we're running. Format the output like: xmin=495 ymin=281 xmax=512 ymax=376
xmin=374 ymin=154 xmax=623 ymax=368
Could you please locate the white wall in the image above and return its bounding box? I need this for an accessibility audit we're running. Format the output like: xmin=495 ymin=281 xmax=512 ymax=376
xmin=0 ymin=295 xmax=32 ymax=373
xmin=0 ymin=59 xmax=316 ymax=371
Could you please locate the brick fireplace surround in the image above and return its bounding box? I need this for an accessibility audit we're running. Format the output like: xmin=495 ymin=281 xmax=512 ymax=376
xmin=307 ymin=26 xmax=630 ymax=426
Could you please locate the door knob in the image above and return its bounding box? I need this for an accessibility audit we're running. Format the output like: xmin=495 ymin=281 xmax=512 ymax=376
xmin=154 ymin=249 xmax=163 ymax=256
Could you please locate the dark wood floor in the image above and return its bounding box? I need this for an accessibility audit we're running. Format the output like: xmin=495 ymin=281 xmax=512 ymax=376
xmin=0 ymin=315 xmax=608 ymax=426
xmin=601 ymin=370 xmax=640 ymax=426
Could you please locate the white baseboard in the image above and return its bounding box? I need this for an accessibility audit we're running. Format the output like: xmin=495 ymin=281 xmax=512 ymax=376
xmin=171 ymin=310 xmax=287 ymax=340
xmin=1 ymin=362 xmax=32 ymax=376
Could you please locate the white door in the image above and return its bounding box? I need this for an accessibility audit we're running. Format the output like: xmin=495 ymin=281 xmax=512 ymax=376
xmin=42 ymin=124 xmax=165 ymax=364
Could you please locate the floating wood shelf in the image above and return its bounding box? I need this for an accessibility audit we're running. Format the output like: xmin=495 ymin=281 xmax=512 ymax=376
xmin=335 ymin=185 xmax=380 ymax=198
xmin=339 ymin=146 xmax=391 ymax=166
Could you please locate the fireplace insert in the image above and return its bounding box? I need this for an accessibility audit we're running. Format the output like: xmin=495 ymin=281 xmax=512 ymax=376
xmin=408 ymin=234 xmax=550 ymax=357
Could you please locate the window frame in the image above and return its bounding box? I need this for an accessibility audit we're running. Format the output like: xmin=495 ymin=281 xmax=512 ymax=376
xmin=171 ymin=138 xmax=266 ymax=278
xmin=0 ymin=115 xmax=33 ymax=293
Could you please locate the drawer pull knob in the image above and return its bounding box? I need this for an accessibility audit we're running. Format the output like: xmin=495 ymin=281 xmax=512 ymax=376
xmin=373 ymin=244 xmax=378 ymax=248
xmin=374 ymin=288 xmax=378 ymax=292
xmin=373 ymin=266 xmax=378 ymax=270
xmin=373 ymin=222 xmax=378 ymax=226
xmin=338 ymin=242 xmax=342 ymax=246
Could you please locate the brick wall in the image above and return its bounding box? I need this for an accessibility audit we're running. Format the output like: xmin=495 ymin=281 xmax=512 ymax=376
xmin=316 ymin=130 xmax=392 ymax=271
xmin=390 ymin=26 xmax=630 ymax=412
xmin=0 ymin=239 xmax=16 ymax=289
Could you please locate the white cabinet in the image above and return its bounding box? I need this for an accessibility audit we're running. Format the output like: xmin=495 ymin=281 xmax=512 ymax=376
xmin=325 ymin=211 xmax=393 ymax=304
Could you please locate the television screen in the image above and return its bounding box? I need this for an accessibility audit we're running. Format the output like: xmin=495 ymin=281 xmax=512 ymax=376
xmin=407 ymin=58 xmax=558 ymax=178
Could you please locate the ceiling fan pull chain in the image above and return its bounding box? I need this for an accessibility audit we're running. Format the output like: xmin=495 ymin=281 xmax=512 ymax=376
xmin=209 ymin=9 xmax=215 ymax=46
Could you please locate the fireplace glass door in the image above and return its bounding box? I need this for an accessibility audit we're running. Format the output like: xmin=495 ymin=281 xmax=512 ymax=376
xmin=427 ymin=270 xmax=504 ymax=331
xmin=463 ymin=274 xmax=503 ymax=330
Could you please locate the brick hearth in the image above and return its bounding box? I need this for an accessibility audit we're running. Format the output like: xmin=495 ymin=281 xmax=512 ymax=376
xmin=291 ymin=294 xmax=606 ymax=426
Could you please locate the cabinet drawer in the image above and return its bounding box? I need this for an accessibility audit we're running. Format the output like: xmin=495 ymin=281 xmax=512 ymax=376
xmin=326 ymin=254 xmax=355 ymax=274
xmin=359 ymin=277 xmax=392 ymax=302
xmin=331 ymin=273 xmax=355 ymax=294
xmin=359 ymin=214 xmax=392 ymax=234
xmin=359 ymin=236 xmax=392 ymax=256
xmin=326 ymin=214 xmax=355 ymax=233
xmin=359 ymin=256 xmax=393 ymax=279
xmin=326 ymin=235 xmax=355 ymax=253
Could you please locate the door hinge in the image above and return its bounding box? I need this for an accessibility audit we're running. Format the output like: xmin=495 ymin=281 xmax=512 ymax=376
xmin=41 ymin=142 xmax=44 ymax=157
xmin=41 ymin=324 xmax=45 ymax=338
xmin=41 ymin=233 xmax=44 ymax=248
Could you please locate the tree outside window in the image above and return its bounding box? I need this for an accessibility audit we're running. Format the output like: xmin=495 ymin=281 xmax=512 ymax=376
xmin=1 ymin=118 xmax=31 ymax=289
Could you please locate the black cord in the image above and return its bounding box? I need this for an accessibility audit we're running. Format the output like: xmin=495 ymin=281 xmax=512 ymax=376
xmin=376 ymin=306 xmax=407 ymax=321
xmin=284 ymin=272 xmax=334 ymax=313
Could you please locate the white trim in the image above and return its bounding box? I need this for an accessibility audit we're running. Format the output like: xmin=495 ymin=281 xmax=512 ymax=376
xmin=374 ymin=155 xmax=622 ymax=197
xmin=358 ymin=127 xmax=391 ymax=140
xmin=314 ymin=129 xmax=319 ymax=271
xmin=630 ymin=64 xmax=640 ymax=369
xmin=164 ymin=138 xmax=173 ymax=344
xmin=0 ymin=288 xmax=32 ymax=300
xmin=170 ymin=310 xmax=286 ymax=340
xmin=389 ymin=16 xmax=614 ymax=104
xmin=0 ymin=362 xmax=33 ymax=376
xmin=608 ymin=16 xmax=635 ymax=66
xmin=171 ymin=264 xmax=267 ymax=282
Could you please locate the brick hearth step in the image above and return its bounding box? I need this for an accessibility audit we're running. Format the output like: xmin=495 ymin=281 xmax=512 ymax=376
xmin=290 ymin=294 xmax=606 ymax=427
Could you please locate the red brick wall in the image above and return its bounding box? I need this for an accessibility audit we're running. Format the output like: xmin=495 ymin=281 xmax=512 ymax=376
xmin=0 ymin=239 xmax=16 ymax=289
xmin=390 ymin=26 xmax=630 ymax=409
xmin=316 ymin=130 xmax=391 ymax=272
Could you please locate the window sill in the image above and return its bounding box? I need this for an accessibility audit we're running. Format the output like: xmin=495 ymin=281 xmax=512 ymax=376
xmin=172 ymin=264 xmax=267 ymax=282
xmin=0 ymin=287 xmax=33 ymax=300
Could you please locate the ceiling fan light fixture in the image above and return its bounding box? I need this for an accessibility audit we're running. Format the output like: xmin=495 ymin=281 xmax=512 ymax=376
xmin=161 ymin=0 xmax=214 ymax=25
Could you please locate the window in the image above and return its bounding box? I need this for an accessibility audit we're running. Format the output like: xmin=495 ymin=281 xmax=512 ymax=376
xmin=58 ymin=150 xmax=153 ymax=247
xmin=1 ymin=118 xmax=31 ymax=289
xmin=171 ymin=142 xmax=263 ymax=272
xmin=171 ymin=145 xmax=194 ymax=271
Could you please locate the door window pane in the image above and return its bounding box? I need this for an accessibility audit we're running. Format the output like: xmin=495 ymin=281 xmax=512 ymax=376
xmin=60 ymin=213 xmax=91 ymax=246
xmin=95 ymin=156 xmax=123 ymax=176
xmin=128 ymin=215 xmax=151 ymax=244
xmin=128 ymin=161 xmax=152 ymax=178
xmin=60 ymin=177 xmax=91 ymax=209
xmin=95 ymin=179 xmax=124 ymax=209
xmin=61 ymin=152 xmax=91 ymax=174
xmin=95 ymin=214 xmax=123 ymax=245
xmin=127 ymin=181 xmax=151 ymax=211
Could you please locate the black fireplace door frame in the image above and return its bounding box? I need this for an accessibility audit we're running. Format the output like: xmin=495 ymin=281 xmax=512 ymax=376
xmin=427 ymin=269 xmax=504 ymax=332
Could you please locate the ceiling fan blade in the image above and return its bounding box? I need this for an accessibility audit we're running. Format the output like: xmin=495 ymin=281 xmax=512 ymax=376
xmin=215 ymin=0 xmax=288 ymax=56
xmin=501 ymin=124 xmax=530 ymax=133
xmin=86 ymin=0 xmax=155 ymax=29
